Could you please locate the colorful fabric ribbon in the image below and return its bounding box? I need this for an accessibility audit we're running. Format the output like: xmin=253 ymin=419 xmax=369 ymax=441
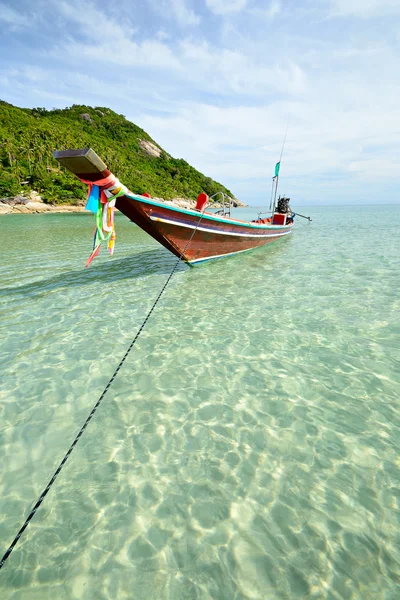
xmin=79 ymin=175 xmax=128 ymax=267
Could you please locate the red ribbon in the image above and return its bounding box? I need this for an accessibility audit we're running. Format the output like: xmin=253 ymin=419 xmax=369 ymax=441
xmin=80 ymin=174 xmax=116 ymax=205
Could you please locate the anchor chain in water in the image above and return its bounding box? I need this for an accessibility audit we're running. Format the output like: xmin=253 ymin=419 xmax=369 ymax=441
xmin=0 ymin=207 xmax=208 ymax=571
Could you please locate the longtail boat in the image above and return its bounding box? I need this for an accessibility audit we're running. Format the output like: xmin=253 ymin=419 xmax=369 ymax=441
xmin=53 ymin=148 xmax=295 ymax=266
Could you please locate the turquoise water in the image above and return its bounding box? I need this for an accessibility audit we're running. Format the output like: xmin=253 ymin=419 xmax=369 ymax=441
xmin=0 ymin=206 xmax=399 ymax=599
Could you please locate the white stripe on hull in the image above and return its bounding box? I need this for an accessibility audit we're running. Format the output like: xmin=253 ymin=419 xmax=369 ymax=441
xmin=127 ymin=193 xmax=288 ymax=229
xmin=187 ymin=233 xmax=292 ymax=264
xmin=149 ymin=215 xmax=292 ymax=239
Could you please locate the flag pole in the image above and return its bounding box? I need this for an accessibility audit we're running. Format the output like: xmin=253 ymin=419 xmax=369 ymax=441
xmin=271 ymin=126 xmax=288 ymax=215
xmin=272 ymin=167 xmax=279 ymax=214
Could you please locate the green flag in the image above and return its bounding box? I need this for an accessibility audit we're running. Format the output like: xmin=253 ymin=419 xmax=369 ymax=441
xmin=274 ymin=162 xmax=280 ymax=177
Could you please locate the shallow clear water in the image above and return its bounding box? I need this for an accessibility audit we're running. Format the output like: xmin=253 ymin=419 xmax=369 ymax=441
xmin=0 ymin=206 xmax=399 ymax=599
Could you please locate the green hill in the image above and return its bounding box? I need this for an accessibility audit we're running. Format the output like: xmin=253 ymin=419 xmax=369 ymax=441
xmin=0 ymin=101 xmax=235 ymax=204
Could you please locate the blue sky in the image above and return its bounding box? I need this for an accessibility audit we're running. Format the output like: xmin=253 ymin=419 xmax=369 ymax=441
xmin=1 ymin=0 xmax=400 ymax=205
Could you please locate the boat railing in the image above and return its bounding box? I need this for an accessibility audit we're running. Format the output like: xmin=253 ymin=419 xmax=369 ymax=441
xmin=209 ymin=191 xmax=233 ymax=217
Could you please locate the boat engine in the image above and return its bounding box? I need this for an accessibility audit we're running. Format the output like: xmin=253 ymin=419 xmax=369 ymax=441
xmin=276 ymin=196 xmax=291 ymax=214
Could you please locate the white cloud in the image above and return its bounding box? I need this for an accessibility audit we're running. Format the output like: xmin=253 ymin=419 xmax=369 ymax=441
xmin=67 ymin=38 xmax=181 ymax=69
xmin=53 ymin=4 xmax=307 ymax=97
xmin=9 ymin=66 xmax=48 ymax=82
xmin=59 ymin=1 xmax=135 ymax=41
xmin=0 ymin=3 xmax=30 ymax=27
xmin=136 ymin=84 xmax=400 ymax=202
xmin=256 ymin=0 xmax=281 ymax=19
xmin=150 ymin=0 xmax=200 ymax=27
xmin=329 ymin=0 xmax=400 ymax=18
xmin=172 ymin=40 xmax=307 ymax=96
xmin=170 ymin=0 xmax=200 ymax=25
xmin=57 ymin=1 xmax=180 ymax=69
xmin=347 ymin=157 xmax=400 ymax=179
xmin=205 ymin=0 xmax=247 ymax=16
xmin=156 ymin=29 xmax=170 ymax=41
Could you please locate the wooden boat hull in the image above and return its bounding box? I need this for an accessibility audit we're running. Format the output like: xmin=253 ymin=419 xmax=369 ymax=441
xmin=53 ymin=148 xmax=293 ymax=265
xmin=116 ymin=193 xmax=292 ymax=264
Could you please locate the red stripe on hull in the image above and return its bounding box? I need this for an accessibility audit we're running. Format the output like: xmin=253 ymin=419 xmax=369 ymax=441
xmin=116 ymin=195 xmax=291 ymax=263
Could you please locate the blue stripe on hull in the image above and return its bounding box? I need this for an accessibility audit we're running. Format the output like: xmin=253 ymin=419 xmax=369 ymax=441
xmin=125 ymin=192 xmax=292 ymax=231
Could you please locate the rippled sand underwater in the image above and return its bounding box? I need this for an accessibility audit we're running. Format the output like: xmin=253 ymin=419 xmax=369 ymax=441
xmin=0 ymin=206 xmax=399 ymax=599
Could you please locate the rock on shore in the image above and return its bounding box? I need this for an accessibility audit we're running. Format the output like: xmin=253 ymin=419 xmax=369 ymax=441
xmin=0 ymin=191 xmax=247 ymax=215
xmin=0 ymin=191 xmax=86 ymax=214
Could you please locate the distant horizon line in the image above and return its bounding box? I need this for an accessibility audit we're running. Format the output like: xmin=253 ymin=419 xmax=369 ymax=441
xmin=244 ymin=203 xmax=400 ymax=208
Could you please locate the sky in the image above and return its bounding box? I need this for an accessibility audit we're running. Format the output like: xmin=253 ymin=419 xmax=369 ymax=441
xmin=1 ymin=0 xmax=400 ymax=206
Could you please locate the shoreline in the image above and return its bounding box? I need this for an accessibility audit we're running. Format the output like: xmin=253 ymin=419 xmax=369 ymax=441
xmin=0 ymin=202 xmax=87 ymax=215
xmin=0 ymin=195 xmax=247 ymax=216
